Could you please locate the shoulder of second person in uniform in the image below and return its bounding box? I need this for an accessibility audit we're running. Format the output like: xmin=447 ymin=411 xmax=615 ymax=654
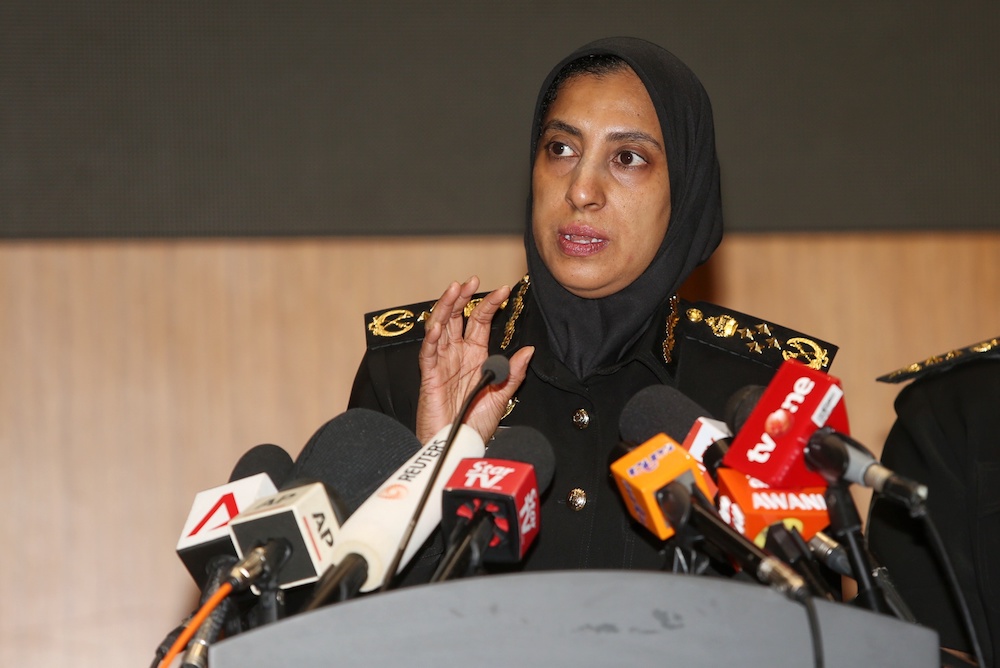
xmin=876 ymin=335 xmax=1000 ymax=385
xmin=671 ymin=299 xmax=839 ymax=373
xmin=362 ymin=277 xmax=527 ymax=352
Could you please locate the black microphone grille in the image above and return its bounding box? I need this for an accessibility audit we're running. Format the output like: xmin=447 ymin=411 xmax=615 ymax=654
xmin=487 ymin=426 xmax=556 ymax=492
xmin=481 ymin=355 xmax=510 ymax=385
xmin=229 ymin=443 xmax=295 ymax=485
xmin=723 ymin=385 xmax=766 ymax=435
xmin=290 ymin=408 xmax=422 ymax=517
xmin=619 ymin=385 xmax=709 ymax=445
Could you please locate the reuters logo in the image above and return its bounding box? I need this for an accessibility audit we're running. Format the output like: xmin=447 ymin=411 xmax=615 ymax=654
xmin=378 ymin=484 xmax=408 ymax=500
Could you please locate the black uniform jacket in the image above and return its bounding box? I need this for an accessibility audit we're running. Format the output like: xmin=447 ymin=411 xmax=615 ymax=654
xmin=868 ymin=338 xmax=1000 ymax=666
xmin=349 ymin=276 xmax=838 ymax=581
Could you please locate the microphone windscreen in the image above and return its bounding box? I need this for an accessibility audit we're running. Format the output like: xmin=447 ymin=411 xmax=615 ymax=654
xmin=488 ymin=426 xmax=556 ymax=492
xmin=290 ymin=408 xmax=422 ymax=517
xmin=723 ymin=385 xmax=766 ymax=434
xmin=228 ymin=443 xmax=294 ymax=485
xmin=619 ymin=385 xmax=709 ymax=445
xmin=481 ymin=354 xmax=510 ymax=384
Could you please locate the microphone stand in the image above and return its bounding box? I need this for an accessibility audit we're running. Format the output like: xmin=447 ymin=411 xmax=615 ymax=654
xmin=822 ymin=482 xmax=890 ymax=614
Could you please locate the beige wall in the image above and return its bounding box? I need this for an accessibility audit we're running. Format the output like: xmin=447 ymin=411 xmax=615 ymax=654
xmin=2 ymin=232 xmax=998 ymax=667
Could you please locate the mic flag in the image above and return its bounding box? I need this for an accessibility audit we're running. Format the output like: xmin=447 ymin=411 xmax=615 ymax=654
xmin=722 ymin=359 xmax=849 ymax=489
xmin=714 ymin=467 xmax=830 ymax=546
xmin=228 ymin=482 xmax=343 ymax=590
xmin=176 ymin=443 xmax=294 ymax=589
xmin=610 ymin=433 xmax=713 ymax=541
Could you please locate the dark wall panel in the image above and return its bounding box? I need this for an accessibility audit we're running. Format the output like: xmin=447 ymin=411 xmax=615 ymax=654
xmin=2 ymin=1 xmax=998 ymax=238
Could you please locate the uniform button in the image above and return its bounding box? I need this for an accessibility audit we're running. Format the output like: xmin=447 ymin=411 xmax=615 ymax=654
xmin=567 ymin=488 xmax=588 ymax=511
xmin=572 ymin=408 xmax=590 ymax=430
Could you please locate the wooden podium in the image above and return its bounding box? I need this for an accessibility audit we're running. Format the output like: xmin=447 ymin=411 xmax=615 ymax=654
xmin=211 ymin=570 xmax=939 ymax=667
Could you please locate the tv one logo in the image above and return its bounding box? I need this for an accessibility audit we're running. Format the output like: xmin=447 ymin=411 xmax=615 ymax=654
xmin=746 ymin=377 xmax=816 ymax=464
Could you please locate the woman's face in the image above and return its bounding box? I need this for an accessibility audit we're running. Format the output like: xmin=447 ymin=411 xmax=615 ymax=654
xmin=532 ymin=68 xmax=671 ymax=300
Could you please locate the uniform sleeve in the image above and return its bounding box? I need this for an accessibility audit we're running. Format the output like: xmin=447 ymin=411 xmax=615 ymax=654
xmin=346 ymin=344 xmax=422 ymax=433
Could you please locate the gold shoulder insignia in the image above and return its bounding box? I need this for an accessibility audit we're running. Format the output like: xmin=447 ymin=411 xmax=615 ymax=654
xmin=677 ymin=301 xmax=838 ymax=371
xmin=363 ymin=290 xmax=498 ymax=350
xmin=876 ymin=335 xmax=1000 ymax=384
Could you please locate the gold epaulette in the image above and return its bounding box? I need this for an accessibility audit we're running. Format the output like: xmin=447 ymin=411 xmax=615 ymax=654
xmin=363 ymin=291 xmax=493 ymax=350
xmin=876 ymin=335 xmax=1000 ymax=384
xmin=676 ymin=301 xmax=838 ymax=371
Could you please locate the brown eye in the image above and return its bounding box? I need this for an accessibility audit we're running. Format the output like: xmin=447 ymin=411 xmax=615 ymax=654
xmin=549 ymin=142 xmax=574 ymax=157
xmin=616 ymin=150 xmax=647 ymax=167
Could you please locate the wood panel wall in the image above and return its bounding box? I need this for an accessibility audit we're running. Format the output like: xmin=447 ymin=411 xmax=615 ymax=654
xmin=2 ymin=232 xmax=998 ymax=667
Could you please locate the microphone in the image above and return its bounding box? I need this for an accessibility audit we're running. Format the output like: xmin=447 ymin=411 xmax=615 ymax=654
xmin=714 ymin=467 xmax=830 ymax=546
xmin=226 ymin=480 xmax=346 ymax=590
xmin=228 ymin=443 xmax=294 ymax=486
xmin=432 ymin=426 xmax=556 ymax=581
xmin=804 ymin=427 xmax=928 ymax=510
xmin=763 ymin=522 xmax=838 ymax=601
xmin=610 ymin=431 xmax=714 ymax=542
xmin=302 ymin=356 xmax=509 ymax=607
xmin=289 ymin=407 xmax=425 ymax=517
xmin=618 ymin=385 xmax=830 ymax=547
xmin=722 ymin=359 xmax=849 ymax=489
xmin=300 ymin=423 xmax=486 ymax=609
xmin=175 ymin=444 xmax=292 ymax=589
xmin=226 ymin=408 xmax=426 ymax=591
xmin=657 ymin=481 xmax=810 ymax=602
xmin=618 ymin=385 xmax=731 ymax=498
xmin=378 ymin=354 xmax=510 ymax=589
xmin=807 ymin=530 xmax=853 ymax=577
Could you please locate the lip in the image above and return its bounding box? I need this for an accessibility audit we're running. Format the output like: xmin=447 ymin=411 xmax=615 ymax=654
xmin=557 ymin=224 xmax=610 ymax=257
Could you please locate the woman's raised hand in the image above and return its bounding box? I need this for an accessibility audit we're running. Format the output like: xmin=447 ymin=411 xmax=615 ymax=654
xmin=415 ymin=276 xmax=534 ymax=444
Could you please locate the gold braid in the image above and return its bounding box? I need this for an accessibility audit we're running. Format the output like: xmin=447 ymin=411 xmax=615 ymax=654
xmin=662 ymin=294 xmax=680 ymax=364
xmin=500 ymin=274 xmax=530 ymax=350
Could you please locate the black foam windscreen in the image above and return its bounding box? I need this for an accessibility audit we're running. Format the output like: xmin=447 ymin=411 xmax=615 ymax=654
xmin=289 ymin=408 xmax=422 ymax=517
xmin=482 ymin=355 xmax=510 ymax=385
xmin=487 ymin=426 xmax=556 ymax=493
xmin=228 ymin=443 xmax=295 ymax=485
xmin=723 ymin=385 xmax=767 ymax=435
xmin=618 ymin=384 xmax=710 ymax=446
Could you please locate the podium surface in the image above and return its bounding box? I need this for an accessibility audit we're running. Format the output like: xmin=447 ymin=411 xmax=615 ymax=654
xmin=212 ymin=570 xmax=938 ymax=667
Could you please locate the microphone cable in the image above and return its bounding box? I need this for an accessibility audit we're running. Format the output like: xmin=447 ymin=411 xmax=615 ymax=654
xmin=915 ymin=507 xmax=985 ymax=668
xmin=801 ymin=595 xmax=824 ymax=668
xmin=157 ymin=583 xmax=234 ymax=668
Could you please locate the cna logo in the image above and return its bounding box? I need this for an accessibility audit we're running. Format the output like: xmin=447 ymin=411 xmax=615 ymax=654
xmin=463 ymin=461 xmax=516 ymax=489
xmin=378 ymin=484 xmax=408 ymax=500
xmin=187 ymin=492 xmax=239 ymax=537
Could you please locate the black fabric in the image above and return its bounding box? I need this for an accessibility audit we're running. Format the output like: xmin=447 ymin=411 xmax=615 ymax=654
xmin=867 ymin=357 xmax=1000 ymax=667
xmin=525 ymin=36 xmax=723 ymax=378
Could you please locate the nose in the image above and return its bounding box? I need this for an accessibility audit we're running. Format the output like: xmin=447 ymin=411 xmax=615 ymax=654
xmin=565 ymin=159 xmax=606 ymax=211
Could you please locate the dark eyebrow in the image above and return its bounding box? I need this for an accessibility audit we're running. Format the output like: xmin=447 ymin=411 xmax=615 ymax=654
xmin=607 ymin=130 xmax=663 ymax=152
xmin=540 ymin=119 xmax=582 ymax=138
xmin=540 ymin=120 xmax=663 ymax=153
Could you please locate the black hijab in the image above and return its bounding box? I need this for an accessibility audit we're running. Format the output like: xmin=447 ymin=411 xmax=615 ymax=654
xmin=525 ymin=37 xmax=724 ymax=378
